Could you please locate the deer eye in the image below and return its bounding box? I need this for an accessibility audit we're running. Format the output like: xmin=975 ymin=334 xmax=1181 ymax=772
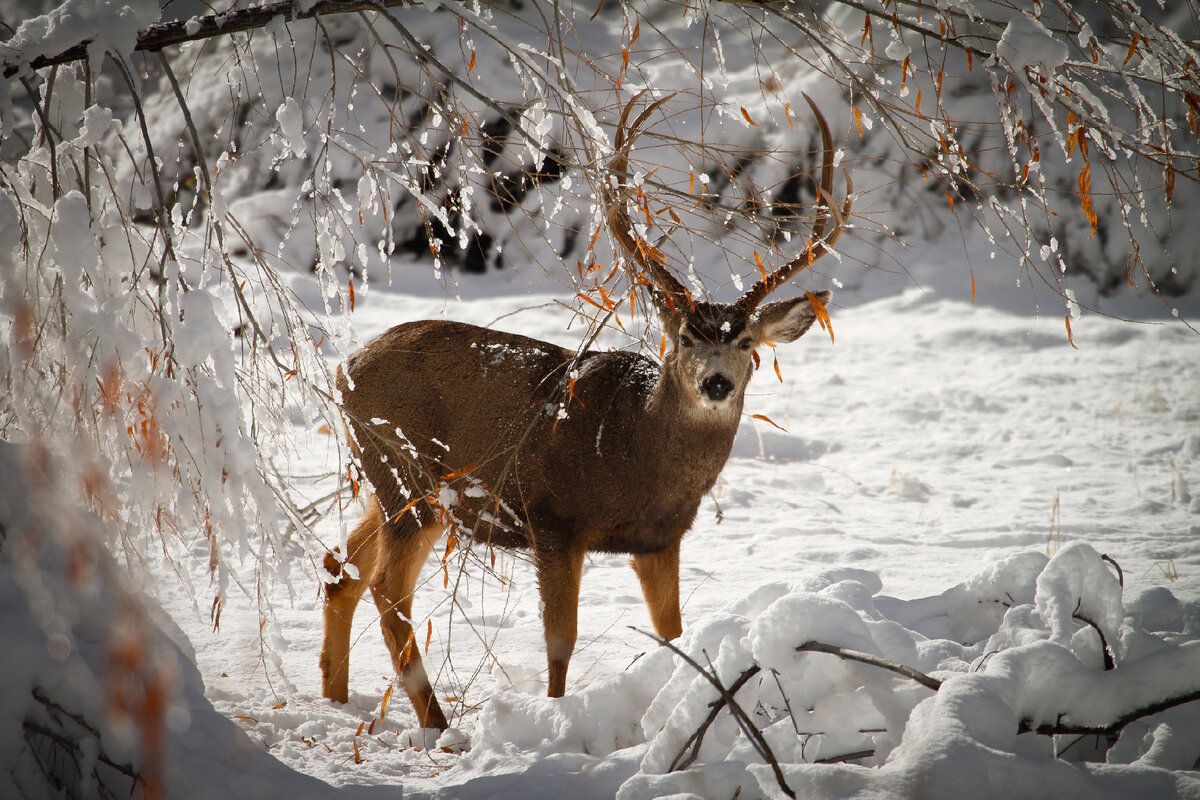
xmin=679 ymin=335 xmax=694 ymax=348
xmin=738 ymin=338 xmax=753 ymax=351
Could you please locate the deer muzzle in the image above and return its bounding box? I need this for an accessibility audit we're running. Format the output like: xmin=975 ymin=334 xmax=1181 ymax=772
xmin=700 ymin=374 xmax=734 ymax=403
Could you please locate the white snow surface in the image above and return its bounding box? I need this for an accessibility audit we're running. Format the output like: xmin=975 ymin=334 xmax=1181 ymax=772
xmin=147 ymin=274 xmax=1200 ymax=799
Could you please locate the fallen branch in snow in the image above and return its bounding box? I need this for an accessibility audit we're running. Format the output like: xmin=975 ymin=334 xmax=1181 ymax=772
xmin=1071 ymin=601 xmax=1116 ymax=671
xmin=796 ymin=638 xmax=1200 ymax=743
xmin=663 ymin=639 xmax=943 ymax=777
xmin=1018 ymin=687 xmax=1200 ymax=738
xmin=814 ymin=748 xmax=875 ymax=764
xmin=1100 ymin=554 xmax=1124 ymax=588
xmin=635 ymin=629 xmax=795 ymax=799
xmin=669 ymin=664 xmax=762 ymax=773
xmin=796 ymin=640 xmax=944 ymax=692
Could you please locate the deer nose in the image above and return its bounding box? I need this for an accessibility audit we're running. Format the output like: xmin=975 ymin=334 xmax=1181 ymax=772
xmin=701 ymin=374 xmax=734 ymax=402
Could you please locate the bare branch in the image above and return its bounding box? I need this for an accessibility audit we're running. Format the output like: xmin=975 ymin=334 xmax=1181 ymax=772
xmin=796 ymin=640 xmax=944 ymax=692
xmin=4 ymin=0 xmax=414 ymax=76
xmin=1019 ymin=688 xmax=1200 ymax=738
xmin=634 ymin=628 xmax=795 ymax=798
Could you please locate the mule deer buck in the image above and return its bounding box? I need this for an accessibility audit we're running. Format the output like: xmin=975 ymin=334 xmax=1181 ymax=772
xmin=320 ymin=93 xmax=851 ymax=730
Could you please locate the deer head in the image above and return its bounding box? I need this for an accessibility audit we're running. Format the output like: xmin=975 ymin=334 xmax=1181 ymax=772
xmin=602 ymin=91 xmax=851 ymax=420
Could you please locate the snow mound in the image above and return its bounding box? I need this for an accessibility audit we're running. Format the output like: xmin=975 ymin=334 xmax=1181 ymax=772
xmin=458 ymin=547 xmax=1200 ymax=799
xmin=0 ymin=442 xmax=342 ymax=799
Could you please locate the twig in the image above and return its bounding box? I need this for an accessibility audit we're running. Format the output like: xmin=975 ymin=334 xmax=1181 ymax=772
xmin=1072 ymin=598 xmax=1115 ymax=671
xmin=1018 ymin=687 xmax=1200 ymax=737
xmin=634 ymin=628 xmax=795 ymax=799
xmin=5 ymin=0 xmax=414 ymax=76
xmin=669 ymin=664 xmax=762 ymax=772
xmin=29 ymin=688 xmax=143 ymax=782
xmin=814 ymin=748 xmax=874 ymax=764
xmin=796 ymin=640 xmax=943 ymax=692
xmin=1101 ymin=553 xmax=1124 ymax=588
xmin=111 ymin=55 xmax=177 ymax=353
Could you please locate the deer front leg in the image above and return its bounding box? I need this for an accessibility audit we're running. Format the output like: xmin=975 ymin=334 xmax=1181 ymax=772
xmin=535 ymin=545 xmax=586 ymax=698
xmin=632 ymin=541 xmax=683 ymax=641
xmin=321 ymin=499 xmax=384 ymax=703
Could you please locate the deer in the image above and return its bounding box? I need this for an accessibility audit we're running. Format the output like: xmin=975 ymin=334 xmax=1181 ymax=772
xmin=319 ymin=93 xmax=851 ymax=731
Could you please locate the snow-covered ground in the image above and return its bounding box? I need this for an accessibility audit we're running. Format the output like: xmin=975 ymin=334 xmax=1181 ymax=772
xmin=151 ymin=246 xmax=1200 ymax=798
xmin=5 ymin=2 xmax=1200 ymax=797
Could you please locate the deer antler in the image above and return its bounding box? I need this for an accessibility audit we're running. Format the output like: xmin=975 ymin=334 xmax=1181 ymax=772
xmin=736 ymin=94 xmax=852 ymax=313
xmin=604 ymin=91 xmax=692 ymax=314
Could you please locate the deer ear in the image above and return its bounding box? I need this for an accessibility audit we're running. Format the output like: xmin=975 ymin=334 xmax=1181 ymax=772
xmin=753 ymin=291 xmax=833 ymax=343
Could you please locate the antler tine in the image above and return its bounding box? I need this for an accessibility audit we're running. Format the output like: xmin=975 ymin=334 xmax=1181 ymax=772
xmin=603 ymin=91 xmax=691 ymax=314
xmin=736 ymin=93 xmax=851 ymax=313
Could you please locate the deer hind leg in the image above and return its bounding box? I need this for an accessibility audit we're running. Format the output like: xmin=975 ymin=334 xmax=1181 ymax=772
xmin=632 ymin=541 xmax=683 ymax=641
xmin=321 ymin=498 xmax=385 ymax=703
xmin=535 ymin=546 xmax=587 ymax=698
xmin=371 ymin=518 xmax=450 ymax=731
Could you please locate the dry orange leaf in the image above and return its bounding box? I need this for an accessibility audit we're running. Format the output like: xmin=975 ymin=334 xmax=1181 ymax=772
xmin=741 ymin=106 xmax=757 ymax=126
xmin=1123 ymin=33 xmax=1141 ymax=66
xmin=752 ymin=413 xmax=788 ymax=432
xmin=806 ymin=290 xmax=834 ymax=344
xmin=754 ymin=251 xmax=767 ymax=282
xmin=381 ymin=684 xmax=393 ymax=719
xmin=441 ymin=462 xmax=478 ymax=480
xmin=578 ymin=292 xmax=606 ymax=311
xmin=426 ymin=619 xmax=433 ymax=653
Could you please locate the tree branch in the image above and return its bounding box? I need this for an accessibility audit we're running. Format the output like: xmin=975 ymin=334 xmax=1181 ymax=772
xmin=669 ymin=664 xmax=762 ymax=773
xmin=1019 ymin=688 xmax=1200 ymax=738
xmin=796 ymin=640 xmax=944 ymax=692
xmin=5 ymin=0 xmax=414 ymax=76
xmin=634 ymin=628 xmax=795 ymax=799
xmin=4 ymin=0 xmax=417 ymax=77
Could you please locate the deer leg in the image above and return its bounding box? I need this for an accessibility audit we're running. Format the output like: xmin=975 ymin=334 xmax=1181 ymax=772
xmin=535 ymin=546 xmax=586 ymax=698
xmin=371 ymin=520 xmax=450 ymax=731
xmin=321 ymin=499 xmax=385 ymax=703
xmin=632 ymin=541 xmax=683 ymax=641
